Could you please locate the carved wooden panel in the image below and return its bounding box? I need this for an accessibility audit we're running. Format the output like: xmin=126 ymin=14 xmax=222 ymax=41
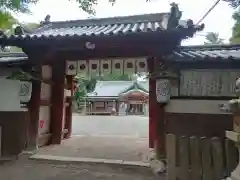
xmin=136 ymin=58 xmax=147 ymax=73
xmin=180 ymin=69 xmax=240 ymax=97
xmin=100 ymin=59 xmax=112 ymax=75
xmin=124 ymin=59 xmax=135 ymax=74
xmin=66 ymin=61 xmax=77 ymax=75
xmin=89 ymin=60 xmax=100 ymax=76
xmin=112 ymin=59 xmax=123 ymax=75
xmin=78 ymin=60 xmax=88 ymax=75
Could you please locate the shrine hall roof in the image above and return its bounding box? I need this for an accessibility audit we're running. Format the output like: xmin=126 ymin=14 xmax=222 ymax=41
xmin=87 ymin=81 xmax=148 ymax=98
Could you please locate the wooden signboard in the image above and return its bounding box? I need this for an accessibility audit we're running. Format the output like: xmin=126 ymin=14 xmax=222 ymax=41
xmin=180 ymin=69 xmax=240 ymax=97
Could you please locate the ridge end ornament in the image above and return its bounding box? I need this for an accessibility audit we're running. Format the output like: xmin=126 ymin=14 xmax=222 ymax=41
xmin=85 ymin=42 xmax=95 ymax=50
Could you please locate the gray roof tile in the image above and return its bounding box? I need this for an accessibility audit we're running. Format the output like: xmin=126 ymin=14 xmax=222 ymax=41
xmin=30 ymin=13 xmax=167 ymax=38
xmin=88 ymin=80 xmax=148 ymax=97
xmin=0 ymin=52 xmax=27 ymax=63
xmin=168 ymin=45 xmax=240 ymax=61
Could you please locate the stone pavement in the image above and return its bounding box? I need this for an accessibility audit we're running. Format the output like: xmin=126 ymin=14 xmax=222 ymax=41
xmin=0 ymin=155 xmax=161 ymax=180
xmin=37 ymin=136 xmax=150 ymax=162
xmin=72 ymin=114 xmax=148 ymax=137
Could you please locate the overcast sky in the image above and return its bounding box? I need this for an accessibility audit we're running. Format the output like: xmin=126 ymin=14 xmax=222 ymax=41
xmin=17 ymin=0 xmax=235 ymax=45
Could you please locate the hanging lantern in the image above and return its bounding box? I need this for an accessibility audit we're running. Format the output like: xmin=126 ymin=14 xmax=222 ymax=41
xmin=18 ymin=81 xmax=32 ymax=103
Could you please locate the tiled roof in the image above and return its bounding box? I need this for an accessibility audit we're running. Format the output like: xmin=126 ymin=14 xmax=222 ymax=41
xmin=1 ymin=45 xmax=240 ymax=65
xmin=87 ymin=80 xmax=148 ymax=98
xmin=0 ymin=13 xmax=204 ymax=45
xmin=31 ymin=13 xmax=168 ymax=38
xmin=0 ymin=52 xmax=27 ymax=63
xmin=119 ymin=81 xmax=148 ymax=94
xmin=167 ymin=45 xmax=240 ymax=61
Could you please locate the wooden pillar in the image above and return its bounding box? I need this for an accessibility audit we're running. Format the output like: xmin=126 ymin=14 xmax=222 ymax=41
xmin=147 ymin=57 xmax=165 ymax=158
xmin=51 ymin=60 xmax=65 ymax=144
xmin=65 ymin=75 xmax=74 ymax=139
xmin=27 ymin=67 xmax=41 ymax=150
xmin=148 ymin=57 xmax=157 ymax=149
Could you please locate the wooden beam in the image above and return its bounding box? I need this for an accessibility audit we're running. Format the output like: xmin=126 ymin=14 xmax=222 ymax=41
xmin=55 ymin=46 xmax=175 ymax=61
xmin=147 ymin=57 xmax=156 ymax=149
xmin=27 ymin=66 xmax=41 ymax=150
xmin=51 ymin=59 xmax=65 ymax=144
xmin=64 ymin=75 xmax=73 ymax=139
xmin=147 ymin=57 xmax=166 ymax=158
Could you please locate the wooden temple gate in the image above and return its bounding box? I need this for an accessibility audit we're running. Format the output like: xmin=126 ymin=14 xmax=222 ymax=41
xmin=0 ymin=8 xmax=204 ymax=153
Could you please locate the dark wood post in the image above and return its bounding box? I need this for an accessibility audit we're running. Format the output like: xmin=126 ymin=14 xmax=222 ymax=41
xmin=27 ymin=66 xmax=41 ymax=150
xmin=147 ymin=57 xmax=166 ymax=158
xmin=65 ymin=75 xmax=74 ymax=139
xmin=147 ymin=57 xmax=157 ymax=149
xmin=51 ymin=60 xmax=65 ymax=144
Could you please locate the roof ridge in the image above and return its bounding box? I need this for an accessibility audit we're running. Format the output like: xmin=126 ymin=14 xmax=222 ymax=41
xmin=0 ymin=52 xmax=26 ymax=57
xmin=35 ymin=12 xmax=168 ymax=31
xmin=179 ymin=44 xmax=240 ymax=51
xmin=51 ymin=13 xmax=167 ymax=25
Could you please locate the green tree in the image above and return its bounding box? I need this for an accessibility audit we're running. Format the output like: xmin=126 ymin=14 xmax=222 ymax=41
xmin=73 ymin=75 xmax=97 ymax=110
xmin=0 ymin=0 xmax=151 ymax=28
xmin=204 ymin=32 xmax=223 ymax=45
xmin=230 ymin=10 xmax=240 ymax=44
xmin=0 ymin=0 xmax=39 ymax=29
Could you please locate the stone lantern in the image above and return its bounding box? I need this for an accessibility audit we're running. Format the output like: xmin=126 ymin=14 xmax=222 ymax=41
xmin=222 ymin=78 xmax=240 ymax=180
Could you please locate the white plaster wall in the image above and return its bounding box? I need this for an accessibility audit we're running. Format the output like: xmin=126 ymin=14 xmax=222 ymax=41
xmin=42 ymin=65 xmax=52 ymax=79
xmin=39 ymin=65 xmax=52 ymax=135
xmin=38 ymin=106 xmax=51 ymax=134
xmin=40 ymin=83 xmax=51 ymax=100
xmin=165 ymin=99 xmax=231 ymax=114
xmin=0 ymin=77 xmax=27 ymax=111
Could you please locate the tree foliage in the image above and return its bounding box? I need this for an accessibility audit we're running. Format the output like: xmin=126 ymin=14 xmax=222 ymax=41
xmin=204 ymin=32 xmax=223 ymax=45
xmin=230 ymin=9 xmax=240 ymax=44
xmin=0 ymin=0 xmax=39 ymax=29
xmin=223 ymin=0 xmax=240 ymax=8
xmin=0 ymin=0 xmax=38 ymax=13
